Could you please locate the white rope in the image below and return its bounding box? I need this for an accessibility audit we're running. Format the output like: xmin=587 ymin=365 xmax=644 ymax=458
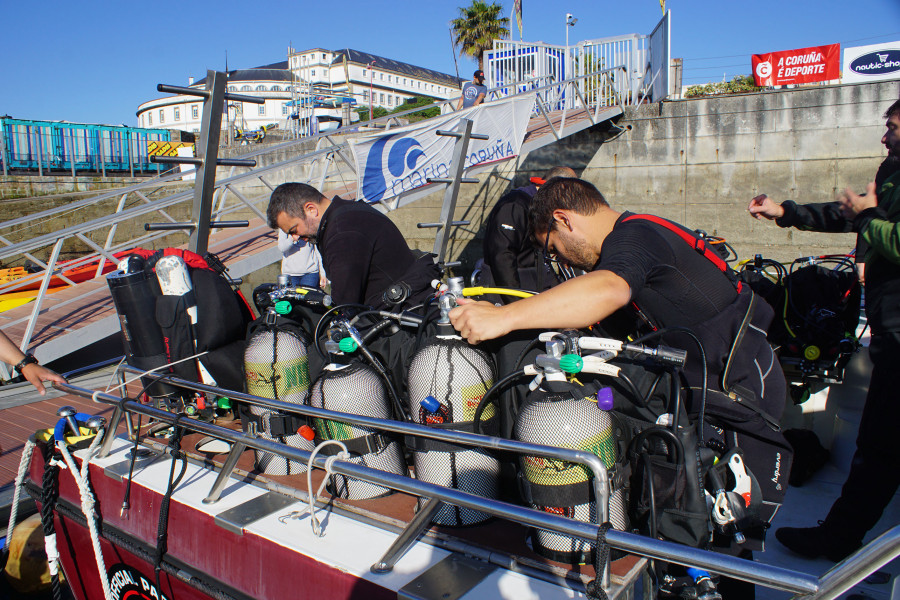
xmin=57 ymin=431 xmax=112 ymax=600
xmin=4 ymin=438 xmax=36 ymax=550
xmin=305 ymin=440 xmax=349 ymax=537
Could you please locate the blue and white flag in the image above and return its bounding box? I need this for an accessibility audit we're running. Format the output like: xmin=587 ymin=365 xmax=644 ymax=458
xmin=350 ymin=95 xmax=535 ymax=205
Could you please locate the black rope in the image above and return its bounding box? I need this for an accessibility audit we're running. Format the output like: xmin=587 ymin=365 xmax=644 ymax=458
xmin=154 ymin=417 xmax=189 ymax=593
xmin=40 ymin=442 xmax=63 ymax=600
xmin=585 ymin=522 xmax=614 ymax=600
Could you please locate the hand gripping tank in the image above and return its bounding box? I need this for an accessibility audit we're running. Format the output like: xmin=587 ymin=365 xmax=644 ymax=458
xmin=243 ymin=320 xmax=314 ymax=475
xmin=515 ymin=389 xmax=628 ymax=564
xmin=407 ymin=336 xmax=499 ymax=526
xmin=308 ymin=362 xmax=407 ymax=500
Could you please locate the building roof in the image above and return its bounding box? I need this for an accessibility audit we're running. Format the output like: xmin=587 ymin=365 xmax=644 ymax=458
xmin=330 ymin=49 xmax=463 ymax=87
xmin=193 ymin=61 xmax=293 ymax=87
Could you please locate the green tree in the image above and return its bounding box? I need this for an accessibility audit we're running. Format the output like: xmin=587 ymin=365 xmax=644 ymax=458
xmin=684 ymin=75 xmax=761 ymax=98
xmin=451 ymin=1 xmax=509 ymax=71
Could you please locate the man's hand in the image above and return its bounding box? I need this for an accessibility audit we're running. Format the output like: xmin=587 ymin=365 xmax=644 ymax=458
xmin=449 ymin=299 xmax=510 ymax=344
xmin=748 ymin=194 xmax=785 ymax=220
xmin=839 ymin=182 xmax=877 ymax=219
xmin=21 ymin=363 xmax=67 ymax=396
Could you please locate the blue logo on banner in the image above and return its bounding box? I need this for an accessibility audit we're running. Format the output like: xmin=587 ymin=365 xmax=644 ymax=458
xmin=850 ymin=50 xmax=900 ymax=76
xmin=362 ymin=134 xmax=426 ymax=203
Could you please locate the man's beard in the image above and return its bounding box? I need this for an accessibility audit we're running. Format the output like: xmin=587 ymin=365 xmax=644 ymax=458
xmin=558 ymin=234 xmax=597 ymax=272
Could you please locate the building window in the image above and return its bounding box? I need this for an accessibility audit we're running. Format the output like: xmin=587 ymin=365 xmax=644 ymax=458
xmin=256 ymin=85 xmax=266 ymax=91
xmin=228 ymin=85 xmax=236 ymax=92
xmin=148 ymin=113 xmax=152 ymax=125
xmin=282 ymin=103 xmax=289 ymax=116
xmin=387 ymin=75 xmax=391 ymax=82
xmin=311 ymin=70 xmax=315 ymax=76
xmin=241 ymin=85 xmax=251 ymax=91
xmin=191 ymin=105 xmax=199 ymax=119
xmin=322 ymin=53 xmax=326 ymax=59
xmin=258 ymin=104 xmax=266 ymax=116
xmin=379 ymin=93 xmax=385 ymax=103
xmin=380 ymin=73 xmax=384 ymax=81
xmin=159 ymin=109 xmax=164 ymax=123
xmin=174 ymin=107 xmax=180 ymax=120
xmin=387 ymin=96 xmax=392 ymax=106
xmin=363 ymin=91 xmax=368 ymax=101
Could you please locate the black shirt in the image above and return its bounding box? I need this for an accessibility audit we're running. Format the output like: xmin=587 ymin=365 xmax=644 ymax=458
xmin=598 ymin=212 xmax=738 ymax=330
xmin=316 ymin=197 xmax=420 ymax=307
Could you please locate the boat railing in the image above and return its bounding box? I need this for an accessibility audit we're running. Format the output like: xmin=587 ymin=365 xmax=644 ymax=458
xmin=54 ymin=370 xmax=900 ymax=599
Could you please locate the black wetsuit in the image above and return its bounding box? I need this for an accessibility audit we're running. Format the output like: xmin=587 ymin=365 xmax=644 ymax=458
xmin=316 ymin=197 xmax=438 ymax=309
xmin=598 ymin=212 xmax=785 ymax=417
xmin=482 ymin=184 xmax=558 ymax=299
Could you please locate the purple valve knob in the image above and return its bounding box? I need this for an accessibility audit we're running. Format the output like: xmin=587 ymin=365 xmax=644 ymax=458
xmin=596 ymin=387 xmax=614 ymax=411
xmin=420 ymin=395 xmax=440 ymax=413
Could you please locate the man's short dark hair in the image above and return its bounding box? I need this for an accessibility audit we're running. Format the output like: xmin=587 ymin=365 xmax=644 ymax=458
xmin=474 ymin=70 xmax=485 ymax=79
xmin=543 ymin=166 xmax=577 ymax=180
xmin=885 ymin=99 xmax=900 ymax=120
xmin=529 ymin=177 xmax=609 ymax=236
xmin=266 ymin=182 xmax=325 ymax=228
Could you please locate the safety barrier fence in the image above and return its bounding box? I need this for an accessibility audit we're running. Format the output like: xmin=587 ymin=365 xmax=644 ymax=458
xmin=0 ymin=118 xmax=175 ymax=177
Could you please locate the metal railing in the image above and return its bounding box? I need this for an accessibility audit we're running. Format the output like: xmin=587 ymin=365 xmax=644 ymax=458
xmin=57 ymin=370 xmax=900 ymax=599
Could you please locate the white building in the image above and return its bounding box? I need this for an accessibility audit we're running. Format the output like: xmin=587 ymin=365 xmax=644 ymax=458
xmin=136 ymin=50 xmax=462 ymax=136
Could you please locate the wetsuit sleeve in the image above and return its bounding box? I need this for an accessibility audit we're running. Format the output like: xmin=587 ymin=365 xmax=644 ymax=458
xmin=484 ymin=201 xmax=527 ymax=288
xmin=776 ymin=200 xmax=854 ymax=233
xmin=324 ymin=230 xmax=372 ymax=304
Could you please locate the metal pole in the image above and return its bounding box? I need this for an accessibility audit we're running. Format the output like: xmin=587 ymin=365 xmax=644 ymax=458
xmin=189 ymin=69 xmax=227 ymax=255
xmin=36 ymin=128 xmax=43 ymax=177
xmin=0 ymin=120 xmax=7 ymax=177
xmin=128 ymin=132 xmax=134 ymax=178
xmin=432 ymin=119 xmax=474 ymax=262
xmin=100 ymin=131 xmax=107 ymax=178
xmin=69 ymin=132 xmax=76 ymax=179
xmin=20 ymin=238 xmax=65 ymax=353
xmin=369 ymin=60 xmax=375 ymax=121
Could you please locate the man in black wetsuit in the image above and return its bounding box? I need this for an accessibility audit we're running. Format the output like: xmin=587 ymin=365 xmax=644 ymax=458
xmin=482 ymin=166 xmax=576 ymax=299
xmin=266 ymin=182 xmax=438 ymax=310
xmin=453 ymin=177 xmax=785 ymax=414
xmin=749 ymin=99 xmax=900 ymax=562
xmin=452 ymin=177 xmax=785 ymax=598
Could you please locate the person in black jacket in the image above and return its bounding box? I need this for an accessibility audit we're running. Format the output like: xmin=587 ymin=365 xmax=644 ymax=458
xmin=748 ymin=99 xmax=900 ymax=562
xmin=266 ymin=182 xmax=438 ymax=310
xmin=481 ymin=166 xmax=576 ymax=300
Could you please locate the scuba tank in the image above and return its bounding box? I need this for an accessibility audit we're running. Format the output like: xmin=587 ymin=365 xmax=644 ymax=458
xmin=307 ymin=321 xmax=407 ymax=500
xmin=243 ymin=306 xmax=315 ymax=475
xmin=514 ymin=334 xmax=631 ymax=564
xmin=406 ymin=277 xmax=499 ymax=526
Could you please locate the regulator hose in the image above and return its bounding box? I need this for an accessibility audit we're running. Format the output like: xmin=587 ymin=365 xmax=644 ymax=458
xmin=473 ymin=369 xmax=529 ymax=434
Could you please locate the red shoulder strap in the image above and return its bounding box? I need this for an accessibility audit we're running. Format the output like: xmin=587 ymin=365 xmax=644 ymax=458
xmin=622 ymin=214 xmax=741 ymax=291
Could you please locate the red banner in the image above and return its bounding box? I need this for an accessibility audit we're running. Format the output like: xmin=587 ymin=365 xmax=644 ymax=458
xmin=752 ymin=44 xmax=840 ymax=86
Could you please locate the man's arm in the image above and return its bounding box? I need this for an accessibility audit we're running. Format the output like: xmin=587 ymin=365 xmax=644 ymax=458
xmin=748 ymin=193 xmax=854 ymax=232
xmin=449 ymin=270 xmax=632 ymax=344
xmin=473 ymin=92 xmax=486 ymax=107
xmin=323 ymin=230 xmax=372 ymax=304
xmin=0 ymin=332 xmax=66 ymax=395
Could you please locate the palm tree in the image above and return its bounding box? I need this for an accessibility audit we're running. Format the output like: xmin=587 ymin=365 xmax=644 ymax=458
xmin=450 ymin=1 xmax=510 ymax=71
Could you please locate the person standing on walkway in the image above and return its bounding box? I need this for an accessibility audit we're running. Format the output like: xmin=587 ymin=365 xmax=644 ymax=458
xmin=0 ymin=331 xmax=66 ymax=395
xmin=277 ymin=230 xmax=327 ymax=288
xmin=748 ymin=98 xmax=900 ymax=561
xmin=458 ymin=70 xmax=487 ymax=109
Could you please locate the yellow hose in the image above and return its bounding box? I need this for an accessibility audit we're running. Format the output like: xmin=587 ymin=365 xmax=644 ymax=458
xmin=463 ymin=287 xmax=534 ymax=299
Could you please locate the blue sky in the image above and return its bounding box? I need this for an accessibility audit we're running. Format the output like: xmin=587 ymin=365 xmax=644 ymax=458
xmin=1 ymin=0 xmax=898 ymax=126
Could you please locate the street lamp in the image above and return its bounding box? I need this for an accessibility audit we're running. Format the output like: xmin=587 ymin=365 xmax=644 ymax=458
xmin=565 ymin=13 xmax=578 ymax=79
xmin=565 ymin=13 xmax=577 ymax=48
xmin=368 ymin=60 xmax=376 ymax=121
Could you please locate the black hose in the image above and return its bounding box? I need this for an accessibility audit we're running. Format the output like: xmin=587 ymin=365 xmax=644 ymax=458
xmin=473 ymin=369 xmax=528 ymax=434
xmin=313 ymin=303 xmax=371 ymax=359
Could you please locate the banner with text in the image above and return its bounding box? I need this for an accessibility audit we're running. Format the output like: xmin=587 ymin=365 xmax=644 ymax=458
xmin=752 ymin=44 xmax=840 ymax=86
xmin=843 ymin=41 xmax=900 ymax=84
xmin=349 ymin=95 xmax=535 ymax=205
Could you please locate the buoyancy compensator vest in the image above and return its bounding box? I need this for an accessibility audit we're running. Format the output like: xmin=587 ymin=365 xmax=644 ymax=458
xmin=242 ymin=309 xmax=316 ymax=475
xmin=406 ymin=334 xmax=499 ymax=526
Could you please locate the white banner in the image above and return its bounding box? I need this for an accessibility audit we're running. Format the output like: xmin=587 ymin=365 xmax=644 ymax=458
xmin=842 ymin=41 xmax=900 ymax=84
xmin=350 ymin=95 xmax=535 ymax=204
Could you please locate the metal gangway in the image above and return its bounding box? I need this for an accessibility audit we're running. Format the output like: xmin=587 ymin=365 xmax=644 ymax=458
xmin=0 ymin=23 xmax=672 ymax=375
